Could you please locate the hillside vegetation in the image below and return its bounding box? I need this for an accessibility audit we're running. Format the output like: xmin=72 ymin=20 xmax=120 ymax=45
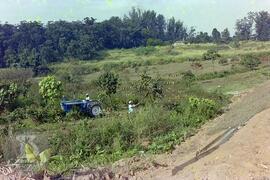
xmin=0 ymin=41 xmax=270 ymax=175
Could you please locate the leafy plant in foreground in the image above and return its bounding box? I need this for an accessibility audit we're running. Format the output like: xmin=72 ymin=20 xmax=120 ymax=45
xmin=25 ymin=143 xmax=51 ymax=170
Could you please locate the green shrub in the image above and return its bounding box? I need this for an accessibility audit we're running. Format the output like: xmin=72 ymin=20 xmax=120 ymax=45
xmin=26 ymin=105 xmax=63 ymax=123
xmin=39 ymin=76 xmax=63 ymax=105
xmin=182 ymin=70 xmax=196 ymax=82
xmin=240 ymin=55 xmax=261 ymax=70
xmin=230 ymin=40 xmax=240 ymax=48
xmin=0 ymin=83 xmax=19 ymax=112
xmin=188 ymin=96 xmax=217 ymax=119
xmin=146 ymin=38 xmax=163 ymax=46
xmin=218 ymin=58 xmax=229 ymax=65
xmin=135 ymin=73 xmax=163 ymax=101
xmin=202 ymin=49 xmax=221 ymax=61
xmin=96 ymin=71 xmax=119 ymax=96
xmin=0 ymin=108 xmax=26 ymax=124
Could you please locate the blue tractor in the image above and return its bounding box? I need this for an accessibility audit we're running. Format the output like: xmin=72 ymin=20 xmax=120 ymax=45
xmin=60 ymin=99 xmax=102 ymax=117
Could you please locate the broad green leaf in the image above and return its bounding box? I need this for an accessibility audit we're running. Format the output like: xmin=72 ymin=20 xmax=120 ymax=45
xmin=50 ymin=155 xmax=63 ymax=161
xmin=39 ymin=148 xmax=51 ymax=164
xmin=25 ymin=144 xmax=38 ymax=163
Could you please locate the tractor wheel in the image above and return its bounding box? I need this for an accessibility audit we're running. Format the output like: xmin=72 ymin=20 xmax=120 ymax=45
xmin=90 ymin=104 xmax=102 ymax=117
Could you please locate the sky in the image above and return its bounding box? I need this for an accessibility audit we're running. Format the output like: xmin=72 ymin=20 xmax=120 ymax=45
xmin=0 ymin=0 xmax=269 ymax=33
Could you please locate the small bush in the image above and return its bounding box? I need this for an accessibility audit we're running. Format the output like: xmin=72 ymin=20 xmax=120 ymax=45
xmin=191 ymin=62 xmax=203 ymax=69
xmin=202 ymin=49 xmax=221 ymax=61
xmin=240 ymin=55 xmax=261 ymax=70
xmin=96 ymin=71 xmax=119 ymax=96
xmin=218 ymin=58 xmax=229 ymax=65
xmin=135 ymin=73 xmax=163 ymax=101
xmin=26 ymin=105 xmax=63 ymax=123
xmin=230 ymin=40 xmax=240 ymax=48
xmin=0 ymin=83 xmax=19 ymax=112
xmin=182 ymin=70 xmax=196 ymax=82
xmin=146 ymin=38 xmax=163 ymax=46
xmin=188 ymin=96 xmax=217 ymax=119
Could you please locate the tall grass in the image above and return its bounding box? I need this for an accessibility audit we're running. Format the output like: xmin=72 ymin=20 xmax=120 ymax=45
xmin=47 ymin=89 xmax=226 ymax=171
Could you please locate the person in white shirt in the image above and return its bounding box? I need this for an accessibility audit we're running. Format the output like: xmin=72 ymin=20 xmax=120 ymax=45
xmin=85 ymin=94 xmax=90 ymax=101
xmin=128 ymin=100 xmax=139 ymax=113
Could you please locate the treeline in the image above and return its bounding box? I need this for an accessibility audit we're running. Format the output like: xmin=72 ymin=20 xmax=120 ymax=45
xmin=0 ymin=8 xmax=269 ymax=68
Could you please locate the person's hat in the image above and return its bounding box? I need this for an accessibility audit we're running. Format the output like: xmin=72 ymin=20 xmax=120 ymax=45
xmin=128 ymin=100 xmax=132 ymax=104
xmin=86 ymin=93 xmax=89 ymax=96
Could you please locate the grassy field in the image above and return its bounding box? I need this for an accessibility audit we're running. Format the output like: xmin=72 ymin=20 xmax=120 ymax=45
xmin=51 ymin=41 xmax=270 ymax=72
xmin=51 ymin=41 xmax=270 ymax=94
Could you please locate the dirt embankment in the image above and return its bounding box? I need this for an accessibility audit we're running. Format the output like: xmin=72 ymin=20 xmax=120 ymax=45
xmin=157 ymin=108 xmax=270 ymax=180
xmin=133 ymin=80 xmax=270 ymax=179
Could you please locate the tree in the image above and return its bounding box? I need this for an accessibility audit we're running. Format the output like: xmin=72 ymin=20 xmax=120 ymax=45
xmin=175 ymin=20 xmax=187 ymax=41
xmin=40 ymin=40 xmax=59 ymax=63
xmin=253 ymin=11 xmax=270 ymax=41
xmin=96 ymin=72 xmax=119 ymax=96
xmin=141 ymin=10 xmax=158 ymax=39
xmin=18 ymin=48 xmax=31 ymax=67
xmin=76 ymin=34 xmax=101 ymax=60
xmin=185 ymin=27 xmax=196 ymax=43
xmin=136 ymin=72 xmax=163 ymax=100
xmin=221 ymin=28 xmax=231 ymax=43
xmin=235 ymin=17 xmax=253 ymax=40
xmin=193 ymin=32 xmax=211 ymax=43
xmin=167 ymin=17 xmax=176 ymax=41
xmin=4 ymin=48 xmax=18 ymax=67
xmin=96 ymin=17 xmax=122 ymax=49
xmin=166 ymin=17 xmax=187 ymax=42
xmin=39 ymin=76 xmax=63 ymax=104
xmin=156 ymin=14 xmax=166 ymax=40
xmin=211 ymin=28 xmax=221 ymax=43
